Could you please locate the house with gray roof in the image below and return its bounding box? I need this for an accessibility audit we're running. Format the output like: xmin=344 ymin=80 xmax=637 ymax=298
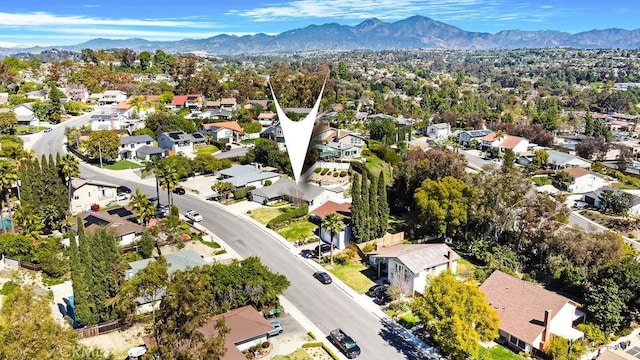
xmin=583 ymin=186 xmax=640 ymax=216
xmin=370 ymin=244 xmax=459 ymax=295
xmin=13 ymin=103 xmax=39 ymax=126
xmin=314 ymin=142 xmax=361 ymax=160
xmin=217 ymin=164 xmax=281 ymax=189
xmin=136 ymin=145 xmax=165 ymax=161
xmin=459 ymin=129 xmax=492 ymax=147
xmin=517 ymin=149 xmax=591 ymax=170
xmin=250 ymin=178 xmax=330 ymax=208
xmin=119 ymin=134 xmax=153 ymax=160
xmin=157 ymin=131 xmax=207 ymax=155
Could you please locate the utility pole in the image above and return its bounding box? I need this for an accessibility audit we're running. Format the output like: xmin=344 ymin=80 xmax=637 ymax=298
xmin=98 ymin=143 xmax=103 ymax=168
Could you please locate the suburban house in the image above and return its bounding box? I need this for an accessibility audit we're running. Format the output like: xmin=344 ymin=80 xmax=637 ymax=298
xmin=190 ymin=109 xmax=233 ymax=120
xmin=119 ymin=135 xmax=154 ymax=160
xmin=157 ymin=131 xmax=207 ymax=155
xmin=217 ymin=164 xmax=281 ymax=189
xmin=261 ymin=122 xmax=284 ymax=143
xmin=136 ymin=145 xmax=165 ymax=161
xmin=70 ymin=178 xmax=118 ymax=215
xmin=480 ymin=133 xmax=530 ymax=155
xmin=336 ymin=132 xmax=366 ymax=148
xmin=459 ymin=129 xmax=492 ymax=147
xmin=99 ymin=90 xmax=127 ymax=105
xmin=13 ymin=103 xmax=39 ymax=126
xmin=89 ymin=112 xmax=130 ymax=131
xmin=257 ymin=112 xmax=276 ymax=126
xmin=314 ymin=142 xmax=361 ymax=160
xmin=517 ymin=150 xmax=591 ymax=170
xmin=559 ymin=167 xmax=607 ymax=193
xmin=197 ymin=306 xmax=278 ymax=360
xmin=310 ymin=201 xmax=352 ymax=249
xmin=201 ymin=121 xmax=244 ymax=143
xmin=74 ymin=210 xmax=145 ymax=246
xmin=219 ymin=97 xmax=238 ymax=111
xmin=25 ymin=90 xmax=48 ymax=102
xmin=250 ymin=178 xmax=330 ymax=208
xmin=115 ymin=101 xmax=155 ymax=120
xmin=172 ymin=94 xmax=204 ymax=110
xmin=424 ymin=123 xmax=452 ymax=140
xmin=583 ymin=186 xmax=640 ymax=216
xmin=62 ymin=85 xmax=90 ymax=103
xmin=369 ymin=244 xmax=459 ymax=295
xmin=480 ymin=270 xmax=584 ymax=356
xmin=125 ymin=249 xmax=206 ymax=281
xmin=597 ymin=349 xmax=638 ymax=360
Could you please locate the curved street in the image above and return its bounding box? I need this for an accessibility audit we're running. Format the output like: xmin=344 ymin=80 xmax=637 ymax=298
xmin=29 ymin=114 xmax=433 ymax=360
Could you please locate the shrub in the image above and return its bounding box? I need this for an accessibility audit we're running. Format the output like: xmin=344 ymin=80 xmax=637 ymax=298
xmin=332 ymin=172 xmax=339 ymax=177
xmin=361 ymin=148 xmax=372 ymax=156
xmin=261 ymin=341 xmax=270 ymax=349
xmin=320 ymin=168 xmax=330 ymax=175
xmin=0 ymin=281 xmax=18 ymax=295
xmin=362 ymin=243 xmax=376 ymax=253
xmin=234 ymin=187 xmax=248 ymax=200
xmin=339 ymin=170 xmax=347 ymax=177
xmin=307 ymin=331 xmax=316 ymax=340
xmin=314 ymin=167 xmax=322 ymax=173
xmin=267 ymin=205 xmax=309 ymax=229
xmin=398 ymin=312 xmax=421 ymax=329
xmin=302 ymin=342 xmax=323 ymax=348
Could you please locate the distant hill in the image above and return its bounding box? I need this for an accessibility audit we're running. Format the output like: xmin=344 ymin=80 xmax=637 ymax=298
xmin=2 ymin=15 xmax=640 ymax=56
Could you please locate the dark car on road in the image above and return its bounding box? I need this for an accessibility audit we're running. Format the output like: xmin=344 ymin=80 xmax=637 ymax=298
xmin=313 ymin=271 xmax=332 ymax=284
xmin=173 ymin=187 xmax=186 ymax=195
xmin=117 ymin=186 xmax=132 ymax=194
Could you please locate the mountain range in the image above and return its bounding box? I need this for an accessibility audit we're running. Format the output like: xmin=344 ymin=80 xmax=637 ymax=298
xmin=3 ymin=15 xmax=640 ymax=56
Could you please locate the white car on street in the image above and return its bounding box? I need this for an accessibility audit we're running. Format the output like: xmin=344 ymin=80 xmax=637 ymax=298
xmin=185 ymin=210 xmax=203 ymax=222
xmin=116 ymin=193 xmax=130 ymax=202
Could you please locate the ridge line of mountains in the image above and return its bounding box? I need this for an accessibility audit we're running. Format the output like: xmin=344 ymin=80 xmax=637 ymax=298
xmin=4 ymin=15 xmax=640 ymax=56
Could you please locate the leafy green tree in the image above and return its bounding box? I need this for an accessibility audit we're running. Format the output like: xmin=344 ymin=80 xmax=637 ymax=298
xmin=547 ymin=335 xmax=586 ymax=360
xmin=0 ymin=111 xmax=17 ymax=134
xmin=137 ymin=232 xmax=156 ymax=259
xmin=58 ymin=153 xmax=79 ymax=216
xmin=0 ymin=286 xmax=112 ymax=360
xmin=116 ymin=256 xmax=168 ymax=328
xmin=0 ymin=159 xmax=18 ymax=233
xmin=501 ymin=149 xmax=516 ymax=173
xmin=360 ymin=173 xmax=370 ymax=242
xmin=377 ymin=172 xmax=389 ymax=238
xmin=0 ymin=233 xmax=34 ymax=261
xmin=241 ymin=121 xmax=262 ymax=134
xmin=599 ymin=189 xmax=634 ymax=216
xmin=530 ymin=149 xmax=549 ymax=171
xmin=350 ymin=173 xmax=365 ymax=243
xmin=322 ymin=212 xmax=345 ymax=265
xmin=84 ymin=130 xmax=119 ymax=161
xmin=212 ymin=182 xmax=234 ymax=204
xmin=411 ymin=271 xmax=499 ymax=359
xmin=414 ymin=176 xmax=473 ymax=237
xmin=368 ymin=174 xmax=379 ymax=240
xmin=367 ymin=117 xmax=397 ymax=146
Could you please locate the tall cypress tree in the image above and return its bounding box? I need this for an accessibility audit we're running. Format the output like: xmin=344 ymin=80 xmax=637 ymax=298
xmin=74 ymin=216 xmax=96 ymax=325
xmin=368 ymin=174 xmax=379 ymax=240
xmin=360 ymin=173 xmax=370 ymax=243
xmin=350 ymin=174 xmax=362 ymax=242
xmin=378 ymin=172 xmax=389 ymax=237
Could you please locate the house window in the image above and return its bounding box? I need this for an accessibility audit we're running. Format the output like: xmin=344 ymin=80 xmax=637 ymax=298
xmin=509 ymin=335 xmax=526 ymax=349
xmin=73 ymin=195 xmax=79 ymax=200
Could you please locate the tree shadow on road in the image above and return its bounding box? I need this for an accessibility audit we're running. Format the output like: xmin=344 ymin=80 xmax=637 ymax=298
xmin=378 ymin=318 xmax=444 ymax=360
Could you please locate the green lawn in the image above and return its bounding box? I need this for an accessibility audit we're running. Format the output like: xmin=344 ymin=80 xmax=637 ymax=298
xmin=364 ymin=155 xmax=392 ymax=183
xmin=249 ymin=207 xmax=289 ymax=224
xmin=196 ymin=145 xmax=219 ymax=156
xmin=277 ymin=221 xmax=317 ymax=241
xmin=612 ymin=182 xmax=638 ymax=190
xmin=15 ymin=125 xmax=46 ymax=134
xmin=272 ymin=349 xmax=313 ymax=360
xmin=104 ymin=160 xmax=142 ymax=170
xmin=478 ymin=345 xmax=524 ymax=360
xmin=325 ymin=262 xmax=375 ymax=294
xmin=456 ymin=258 xmax=476 ymax=281
xmin=531 ymin=176 xmax=552 ymax=186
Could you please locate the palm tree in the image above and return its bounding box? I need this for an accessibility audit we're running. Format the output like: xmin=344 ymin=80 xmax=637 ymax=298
xmin=157 ymin=163 xmax=179 ymax=208
xmin=493 ymin=129 xmax=506 ymax=157
xmin=58 ymin=153 xmax=79 ymax=215
xmin=141 ymin=159 xmax=161 ymax=207
xmin=322 ymin=212 xmax=345 ymax=266
xmin=130 ymin=188 xmax=155 ymax=225
xmin=0 ymin=160 xmax=18 ymax=233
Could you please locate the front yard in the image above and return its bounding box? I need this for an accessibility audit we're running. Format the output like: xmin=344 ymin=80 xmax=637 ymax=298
xmin=277 ymin=221 xmax=317 ymax=242
xmin=249 ymin=207 xmax=289 ymax=224
xmin=325 ymin=262 xmax=375 ymax=294
xmin=104 ymin=160 xmax=142 ymax=170
xmin=477 ymin=345 xmax=524 ymax=360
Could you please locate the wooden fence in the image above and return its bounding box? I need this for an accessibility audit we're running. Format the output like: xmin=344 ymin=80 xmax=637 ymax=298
xmin=354 ymin=232 xmax=405 ymax=260
xmin=76 ymin=320 xmax=121 ymax=339
xmin=1 ymin=255 xmax=42 ymax=272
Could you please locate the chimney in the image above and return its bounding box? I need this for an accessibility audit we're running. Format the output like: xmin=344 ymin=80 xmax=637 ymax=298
xmin=541 ymin=309 xmax=552 ymax=350
xmin=447 ymin=249 xmax=454 ymax=271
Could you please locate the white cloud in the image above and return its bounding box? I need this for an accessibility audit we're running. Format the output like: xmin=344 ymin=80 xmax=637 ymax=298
xmin=0 ymin=11 xmax=219 ymax=28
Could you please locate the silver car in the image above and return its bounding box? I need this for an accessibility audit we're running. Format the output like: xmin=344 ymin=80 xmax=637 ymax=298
xmin=185 ymin=210 xmax=203 ymax=222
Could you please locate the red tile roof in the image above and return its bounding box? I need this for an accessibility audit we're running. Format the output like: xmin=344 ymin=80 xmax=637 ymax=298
xmin=311 ymin=201 xmax=351 ymax=220
xmin=480 ymin=270 xmax=573 ymax=344
xmin=172 ymin=94 xmax=202 ymax=106
xmin=201 ymin=121 xmax=244 ymax=134
xmin=499 ymin=135 xmax=526 ymax=150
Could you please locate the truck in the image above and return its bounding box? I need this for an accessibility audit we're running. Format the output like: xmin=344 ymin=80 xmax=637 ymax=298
xmin=329 ymin=328 xmax=361 ymax=359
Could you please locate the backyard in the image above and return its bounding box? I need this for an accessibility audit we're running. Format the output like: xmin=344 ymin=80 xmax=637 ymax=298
xmin=364 ymin=155 xmax=392 ymax=183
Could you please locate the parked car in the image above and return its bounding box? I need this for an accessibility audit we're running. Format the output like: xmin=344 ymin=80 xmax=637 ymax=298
xmin=329 ymin=328 xmax=361 ymax=359
xmin=374 ymin=290 xmax=392 ymax=305
xmin=313 ymin=271 xmax=332 ymax=284
xmin=366 ymin=284 xmax=389 ymax=298
xmin=116 ymin=193 xmax=130 ymax=202
xmin=43 ymin=127 xmax=53 ymax=133
xmin=267 ymin=321 xmax=283 ymax=337
xmin=155 ymin=204 xmax=170 ymax=218
xmin=185 ymin=210 xmax=203 ymax=222
xmin=313 ymin=243 xmax=331 ymax=257
xmin=117 ymin=186 xmax=132 ymax=194
xmin=148 ymin=197 xmax=158 ymax=204
xmin=173 ymin=187 xmax=186 ymax=195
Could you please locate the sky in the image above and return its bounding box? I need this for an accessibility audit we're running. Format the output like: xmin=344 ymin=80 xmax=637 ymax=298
xmin=1 ymin=0 xmax=638 ymax=47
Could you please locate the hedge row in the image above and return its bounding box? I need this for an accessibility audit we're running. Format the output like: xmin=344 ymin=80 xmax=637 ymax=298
xmin=267 ymin=205 xmax=309 ymax=229
xmin=301 ymin=342 xmax=339 ymax=360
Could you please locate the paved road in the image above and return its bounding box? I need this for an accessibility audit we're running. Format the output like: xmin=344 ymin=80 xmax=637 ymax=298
xmin=31 ymin=122 xmax=431 ymax=359
xmin=79 ymin=164 xmax=428 ymax=359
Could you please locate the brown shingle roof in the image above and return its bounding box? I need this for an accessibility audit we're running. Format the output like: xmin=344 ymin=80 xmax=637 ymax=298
xmin=479 ymin=270 xmax=572 ymax=344
xmin=597 ymin=350 xmax=637 ymax=360
xmin=198 ymin=305 xmax=275 ymax=360
xmin=74 ymin=211 xmax=145 ymax=238
xmin=371 ymin=244 xmax=459 ymax=274
xmin=310 ymin=201 xmax=351 ymax=220
xmin=560 ymin=167 xmax=592 ymax=179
